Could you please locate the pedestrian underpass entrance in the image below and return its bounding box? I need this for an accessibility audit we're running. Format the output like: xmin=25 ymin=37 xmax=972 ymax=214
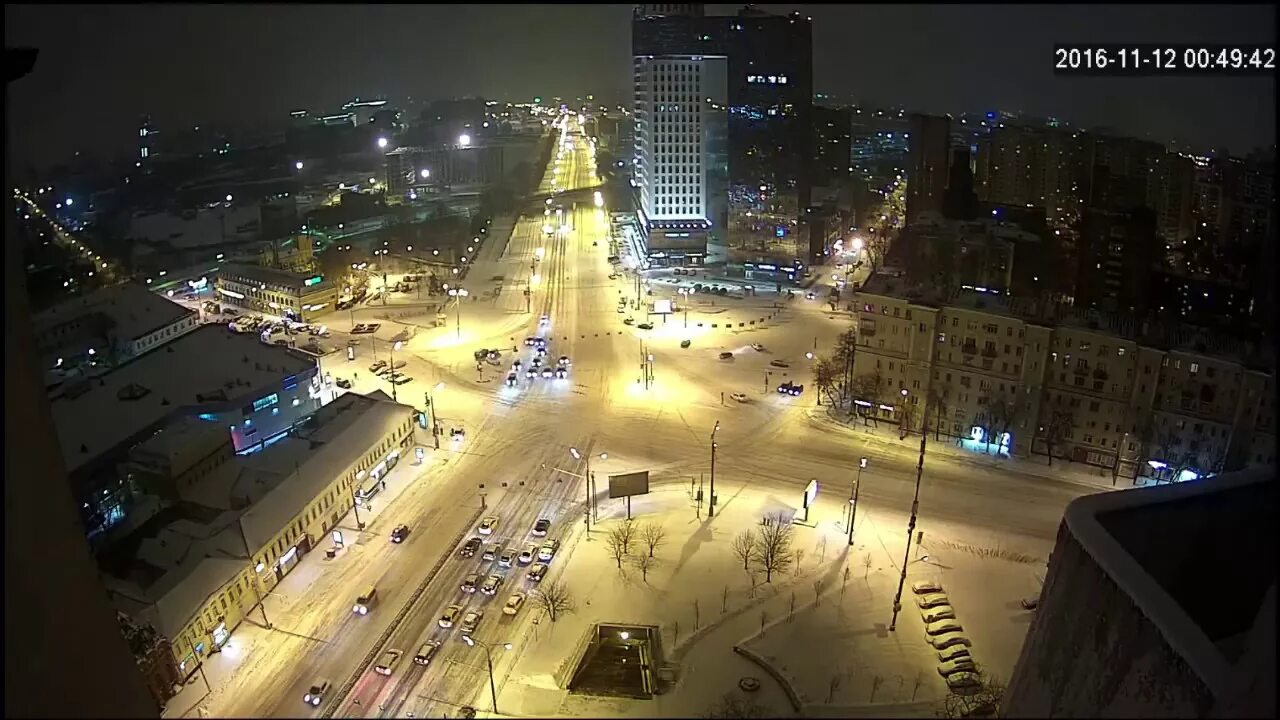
xmin=565 ymin=623 xmax=663 ymax=699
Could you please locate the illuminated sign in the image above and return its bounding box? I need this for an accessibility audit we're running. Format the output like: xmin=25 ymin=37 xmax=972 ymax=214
xmin=217 ymin=288 xmax=246 ymax=299
xmin=253 ymin=393 xmax=279 ymax=412
xmin=304 ymin=276 xmax=323 ymax=287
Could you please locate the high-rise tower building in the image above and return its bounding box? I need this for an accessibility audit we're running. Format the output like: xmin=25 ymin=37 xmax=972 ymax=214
xmin=906 ymin=113 xmax=951 ymax=223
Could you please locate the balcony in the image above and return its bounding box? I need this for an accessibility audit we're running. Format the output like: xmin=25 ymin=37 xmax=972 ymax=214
xmin=859 ymin=325 xmax=876 ymax=337
xmin=981 ymin=347 xmax=998 ymax=358
xmin=961 ymin=343 xmax=978 ymax=355
xmin=1093 ymin=368 xmax=1109 ymax=380
xmin=1073 ymin=365 xmax=1089 ymax=375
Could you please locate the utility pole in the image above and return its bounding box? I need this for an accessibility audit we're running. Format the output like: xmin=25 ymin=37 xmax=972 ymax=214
xmin=425 ymin=388 xmax=440 ymax=450
xmin=848 ymin=457 xmax=867 ymax=546
xmin=708 ymin=421 xmax=720 ymax=518
xmin=351 ymin=489 xmax=365 ymax=530
xmin=890 ymin=401 xmax=928 ymax=631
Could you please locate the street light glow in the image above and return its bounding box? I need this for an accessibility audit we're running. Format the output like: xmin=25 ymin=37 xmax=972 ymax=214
xmin=377 ymin=137 xmax=389 ymax=149
xmin=458 ymin=134 xmax=472 ymax=147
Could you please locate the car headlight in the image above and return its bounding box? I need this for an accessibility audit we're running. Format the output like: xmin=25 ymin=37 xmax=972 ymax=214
xmin=304 ymin=695 xmax=312 ymax=703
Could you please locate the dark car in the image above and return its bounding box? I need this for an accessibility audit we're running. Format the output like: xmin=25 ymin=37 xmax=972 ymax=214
xmin=719 ymin=351 xmax=734 ymax=360
xmin=637 ymin=322 xmax=654 ymax=330
xmin=680 ymin=339 xmax=691 ymax=348
xmin=532 ymin=518 xmax=551 ymax=536
xmin=390 ymin=524 xmax=410 ymax=543
xmin=335 ymin=378 xmax=353 ymax=389
xmin=459 ymin=537 xmax=482 ymax=557
xmin=506 ymin=373 xmax=518 ymax=387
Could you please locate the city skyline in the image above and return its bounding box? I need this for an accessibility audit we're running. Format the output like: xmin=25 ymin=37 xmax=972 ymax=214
xmin=5 ymin=3 xmax=1276 ymax=171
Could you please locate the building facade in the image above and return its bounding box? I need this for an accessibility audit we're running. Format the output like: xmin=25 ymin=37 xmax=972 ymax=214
xmin=906 ymin=113 xmax=951 ymax=224
xmin=33 ymin=283 xmax=199 ymax=370
xmin=215 ymin=263 xmax=337 ymax=322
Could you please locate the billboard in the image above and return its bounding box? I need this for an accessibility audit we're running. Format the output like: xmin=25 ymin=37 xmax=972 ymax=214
xmin=651 ymin=299 xmax=673 ymax=315
xmin=608 ymin=471 xmax=651 ymax=499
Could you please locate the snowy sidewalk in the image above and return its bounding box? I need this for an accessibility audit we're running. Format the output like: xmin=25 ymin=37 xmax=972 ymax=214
xmin=807 ymin=405 xmax=1158 ymax=495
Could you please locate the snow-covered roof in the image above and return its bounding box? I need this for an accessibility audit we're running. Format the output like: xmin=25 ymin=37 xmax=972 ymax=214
xmin=33 ymin=282 xmax=195 ymax=345
xmin=50 ymin=324 xmax=315 ymax=474
xmin=129 ymin=205 xmax=261 ymax=249
xmin=238 ymin=392 xmax=414 ymax=552
xmin=131 ymin=415 xmax=231 ymax=472
xmin=217 ymin=262 xmax=335 ymax=294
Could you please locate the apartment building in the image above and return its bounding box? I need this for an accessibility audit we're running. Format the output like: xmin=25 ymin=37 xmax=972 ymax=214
xmin=849 ymin=273 xmax=1274 ymax=480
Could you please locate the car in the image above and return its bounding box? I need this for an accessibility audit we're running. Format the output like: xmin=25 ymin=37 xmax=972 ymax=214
xmin=392 ymin=374 xmax=413 ymax=385
xmin=391 ymin=360 xmax=407 ymax=370
xmin=540 ymin=367 xmax=554 ymax=378
xmin=535 ymin=346 xmax=548 ymax=357
xmin=512 ymin=359 xmax=523 ymax=370
xmin=769 ymin=359 xmax=790 ymax=368
xmin=503 ymin=592 xmax=527 ymax=615
xmin=916 ymin=593 xmax=950 ymax=609
xmin=524 ymin=337 xmax=537 ymax=347
xmin=480 ymin=573 xmax=505 ymax=595
xmin=777 ymin=381 xmax=795 ymax=394
xmin=1021 ymin=596 xmax=1039 ymax=610
xmin=458 ymin=706 xmax=478 ymax=719
xmin=637 ymin=322 xmax=654 ymax=330
xmin=928 ymin=633 xmax=972 ymax=650
xmin=460 ymin=610 xmax=483 ymax=635
xmin=945 ymin=672 xmax=983 ymax=694
xmin=786 ymin=383 xmax=805 ymax=396
xmin=486 ymin=350 xmax=501 ymax=361
xmin=730 ymin=392 xmax=749 ymax=403
xmin=608 ymin=273 xmax=619 ymax=280
xmin=461 ymin=573 xmax=480 ymax=593
xmin=805 ymin=291 xmax=817 ymax=300
xmin=538 ymin=539 xmax=560 ymax=561
xmin=540 ymin=314 xmax=550 ymax=325
xmin=531 ymin=356 xmax=543 ymax=368
xmin=751 ymin=343 xmax=766 ymax=352
xmin=922 ymin=606 xmax=957 ymax=623
xmin=375 ymin=648 xmax=403 ymax=676
xmin=554 ymin=367 xmax=568 ymax=378
xmin=937 ymin=657 xmax=977 ymax=677
xmin=414 ymin=639 xmax=443 ymax=666
xmin=390 ymin=524 xmax=410 ymax=543
xmin=719 ymin=351 xmax=735 ymax=360
xmin=558 ymin=356 xmax=571 ymax=367
xmin=474 ymin=348 xmax=491 ymax=361
xmin=506 ymin=373 xmax=518 ymax=387
xmin=439 ymin=604 xmax=463 ymax=628
xmin=482 ymin=544 xmax=498 ymax=561
xmin=622 ymin=317 xmax=635 ymax=326
xmin=532 ymin=518 xmax=551 ymax=536
xmin=303 ymin=680 xmax=331 ymax=707
xmin=335 ymin=378 xmax=353 ymax=389
xmin=912 ymin=580 xmax=944 ymax=595
xmin=680 ymin=339 xmax=692 ymax=348
xmin=616 ymin=305 xmax=627 ymax=314
xmin=460 ymin=537 xmax=482 ymax=558
xmin=534 ymin=337 xmax=548 ymax=348
xmin=926 ymin=619 xmax=964 ymax=636
xmin=518 ymin=544 xmax=537 ymax=564
xmin=526 ymin=367 xmax=538 ymax=378
xmin=938 ymin=645 xmax=972 ymax=663
xmin=527 ymin=562 xmax=549 ymax=582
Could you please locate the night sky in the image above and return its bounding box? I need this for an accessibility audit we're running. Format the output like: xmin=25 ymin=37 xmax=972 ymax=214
xmin=5 ymin=3 xmax=1275 ymax=171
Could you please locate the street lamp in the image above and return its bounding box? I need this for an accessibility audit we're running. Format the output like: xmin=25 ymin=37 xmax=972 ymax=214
xmin=388 ymin=341 xmax=403 ymax=402
xmin=461 ymin=635 xmax=512 ymax=714
xmin=708 ymin=421 xmax=720 ymax=517
xmin=890 ymin=392 xmax=930 ymax=632
xmin=448 ymin=287 xmax=469 ymax=338
xmin=570 ymin=448 xmax=606 ymax=523
xmin=848 ymin=457 xmax=868 ymax=546
xmin=426 ymin=382 xmax=444 ymax=449
xmin=377 ymin=136 xmax=389 ymax=149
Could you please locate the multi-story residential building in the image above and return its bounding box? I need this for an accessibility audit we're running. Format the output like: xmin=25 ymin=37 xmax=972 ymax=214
xmin=1075 ymin=205 xmax=1159 ymax=314
xmin=215 ymin=263 xmax=337 ymax=322
xmin=906 ymin=113 xmax=951 ymax=224
xmin=811 ymin=105 xmax=852 ymax=190
xmin=104 ymin=391 xmax=417 ymax=679
xmin=849 ymin=273 xmax=1274 ymax=481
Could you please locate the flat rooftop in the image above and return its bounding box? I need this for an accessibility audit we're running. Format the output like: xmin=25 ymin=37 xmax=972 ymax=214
xmin=33 ymin=282 xmax=195 ymax=343
xmin=50 ymin=324 xmax=316 ymax=474
xmin=217 ymin=262 xmax=335 ymax=293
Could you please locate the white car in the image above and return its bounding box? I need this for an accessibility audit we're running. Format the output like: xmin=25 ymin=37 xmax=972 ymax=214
xmin=911 ymin=580 xmax=944 ymax=595
xmin=540 ymin=314 xmax=550 ymax=326
xmin=537 ymin=539 xmax=560 ymax=561
xmin=499 ymin=548 xmax=516 ymax=567
xmin=938 ymin=644 xmax=971 ymax=663
xmin=478 ymin=516 xmax=499 ymax=535
xmin=922 ymin=606 xmax=957 ymax=623
xmin=439 ymin=604 xmax=463 ymax=628
xmin=518 ymin=544 xmax=537 ymax=565
xmin=925 ymin=619 xmax=964 ymax=636
xmin=751 ymin=343 xmax=765 ymax=352
xmin=503 ymin=592 xmax=526 ymax=616
xmin=730 ymin=392 xmax=749 ymax=403
xmin=937 ymin=658 xmax=977 ymax=677
xmin=929 ymin=632 xmax=972 ymax=650
xmin=916 ymin=593 xmax=950 ymax=609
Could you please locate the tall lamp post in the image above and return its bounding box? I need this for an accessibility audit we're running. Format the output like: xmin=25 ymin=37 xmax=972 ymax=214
xmin=448 ymin=287 xmax=469 ymax=338
xmin=425 ymin=382 xmax=444 ymax=450
xmin=848 ymin=457 xmax=867 ymax=546
xmin=678 ymin=287 xmax=691 ymax=328
xmin=889 ymin=391 xmax=929 ymax=632
xmin=461 ymin=635 xmax=512 ymax=715
xmin=388 ymin=340 xmax=403 ymax=403
xmin=708 ymin=421 xmax=720 ymax=517
xmin=571 ymin=448 xmax=606 ymax=524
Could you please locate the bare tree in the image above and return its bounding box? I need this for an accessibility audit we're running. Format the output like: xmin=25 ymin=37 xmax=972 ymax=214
xmin=849 ymin=372 xmax=884 ymax=424
xmin=606 ymin=526 xmax=629 ymax=569
xmin=617 ymin=520 xmax=637 ymax=554
xmin=640 ymin=521 xmax=667 ymax=558
xmin=703 ymin=691 xmax=771 ymax=719
xmin=1039 ymin=408 xmax=1074 ymax=467
xmin=732 ymin=530 xmax=756 ymax=571
xmin=863 ymin=552 xmax=873 ymax=578
xmin=633 ymin=552 xmax=654 ymax=582
xmin=754 ymin=513 xmax=794 ymax=582
xmin=833 ymin=328 xmax=859 ymax=405
xmin=531 ymin=580 xmax=575 ymax=623
xmin=928 ymin=386 xmax=949 ymax=442
xmin=812 ymin=355 xmax=841 ymax=406
xmin=936 ymin=665 xmax=1005 ymax=718
xmin=759 ymin=609 xmax=767 ymax=635
xmin=818 ymin=536 xmax=828 ymax=562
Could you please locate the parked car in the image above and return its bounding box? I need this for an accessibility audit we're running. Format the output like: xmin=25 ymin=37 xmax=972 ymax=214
xmin=916 ymin=593 xmax=950 ymax=609
xmin=503 ymin=592 xmax=527 ymax=616
xmin=390 ymin=524 xmax=411 ymax=543
xmin=439 ymin=604 xmax=463 ymax=628
xmin=937 ymin=658 xmax=977 ymax=678
xmin=480 ymin=574 xmax=505 ymax=596
xmin=719 ymin=351 xmax=734 ymax=360
xmin=928 ymin=633 xmax=972 ymax=650
xmin=478 ymin=516 xmax=499 ymax=535
xmin=751 ymin=343 xmax=766 ymax=352
xmin=622 ymin=317 xmax=635 ymax=325
xmin=730 ymin=392 xmax=749 ymax=403
xmin=459 ymin=537 xmax=482 ymax=558
xmin=922 ymin=606 xmax=956 ymax=623
xmin=369 ymin=360 xmax=387 ymax=373
xmin=937 ymin=645 xmax=972 ymax=663
xmin=532 ymin=518 xmax=551 ymax=536
xmin=461 ymin=573 xmax=480 ymax=593
xmin=303 ymin=680 xmax=331 ymax=707
xmin=926 ymin=619 xmax=964 ymax=636
xmin=680 ymin=339 xmax=691 ymax=348
xmin=912 ymin=580 xmax=944 ymax=595
xmin=945 ymin=672 xmax=983 ymax=694
xmin=538 ymin=539 xmax=560 ymax=562
xmin=769 ymin=359 xmax=790 ymax=368
xmin=637 ymin=322 xmax=653 ymax=330
xmin=335 ymin=378 xmax=353 ymax=389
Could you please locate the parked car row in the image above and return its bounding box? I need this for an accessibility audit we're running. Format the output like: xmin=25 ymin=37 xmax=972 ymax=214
xmin=911 ymin=580 xmax=991 ymax=699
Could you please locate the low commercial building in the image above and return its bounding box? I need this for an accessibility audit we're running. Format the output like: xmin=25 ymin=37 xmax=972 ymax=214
xmin=848 ymin=273 xmax=1275 ymax=481
xmin=1004 ymin=469 xmax=1275 ymax=717
xmin=49 ymin=325 xmax=322 ymax=540
xmin=215 ymin=262 xmax=337 ymax=322
xmin=104 ymin=391 xmax=418 ymax=678
xmin=33 ymin=282 xmax=198 ymax=374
